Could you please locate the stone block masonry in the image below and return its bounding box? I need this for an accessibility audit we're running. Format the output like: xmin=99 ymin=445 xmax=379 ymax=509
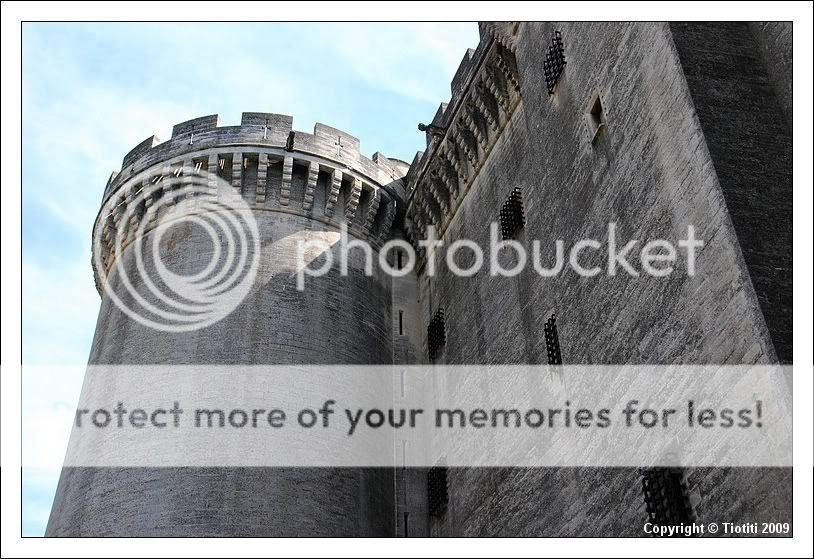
xmin=399 ymin=21 xmax=792 ymax=536
xmin=47 ymin=21 xmax=792 ymax=538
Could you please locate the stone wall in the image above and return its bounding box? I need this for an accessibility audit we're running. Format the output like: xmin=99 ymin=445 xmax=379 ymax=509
xmin=671 ymin=22 xmax=793 ymax=363
xmin=402 ymin=21 xmax=791 ymax=536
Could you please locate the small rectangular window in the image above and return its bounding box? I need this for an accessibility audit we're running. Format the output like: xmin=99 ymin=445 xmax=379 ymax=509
xmin=427 ymin=466 xmax=449 ymax=517
xmin=544 ymin=313 xmax=562 ymax=365
xmin=585 ymin=92 xmax=608 ymax=144
xmin=398 ymin=310 xmax=404 ymax=335
xmin=397 ymin=249 xmax=403 ymax=270
xmin=500 ymin=187 xmax=525 ymax=240
xmin=640 ymin=468 xmax=697 ymax=525
xmin=427 ymin=308 xmax=446 ymax=360
xmin=543 ymin=30 xmax=566 ymax=95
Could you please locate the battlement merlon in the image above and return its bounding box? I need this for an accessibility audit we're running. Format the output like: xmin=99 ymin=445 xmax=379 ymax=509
xmin=107 ymin=112 xmax=408 ymax=200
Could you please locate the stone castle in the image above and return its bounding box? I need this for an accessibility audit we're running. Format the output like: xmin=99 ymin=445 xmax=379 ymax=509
xmin=47 ymin=21 xmax=792 ymax=536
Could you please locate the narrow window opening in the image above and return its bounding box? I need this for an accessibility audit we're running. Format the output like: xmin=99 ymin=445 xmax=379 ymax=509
xmin=427 ymin=308 xmax=446 ymax=360
xmin=543 ymin=30 xmax=566 ymax=95
xmin=585 ymin=92 xmax=608 ymax=144
xmin=590 ymin=96 xmax=604 ymax=127
xmin=640 ymin=468 xmax=698 ymax=529
xmin=427 ymin=466 xmax=449 ymax=517
xmin=544 ymin=313 xmax=562 ymax=365
xmin=499 ymin=187 xmax=525 ymax=240
xmin=397 ymin=249 xmax=403 ymax=270
xmin=403 ymin=512 xmax=409 ymax=538
xmin=398 ymin=310 xmax=404 ymax=335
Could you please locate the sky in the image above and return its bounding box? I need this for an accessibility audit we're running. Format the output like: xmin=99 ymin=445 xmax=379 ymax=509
xmin=21 ymin=21 xmax=479 ymax=537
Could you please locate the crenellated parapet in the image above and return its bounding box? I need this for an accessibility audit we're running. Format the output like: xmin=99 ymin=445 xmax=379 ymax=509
xmin=403 ymin=22 xmax=523 ymax=262
xmin=93 ymin=113 xmax=410 ymax=294
xmin=108 ymin=112 xmax=406 ymax=200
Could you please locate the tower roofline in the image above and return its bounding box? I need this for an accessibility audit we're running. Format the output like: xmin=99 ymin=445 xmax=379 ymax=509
xmin=110 ymin=112 xmax=408 ymax=202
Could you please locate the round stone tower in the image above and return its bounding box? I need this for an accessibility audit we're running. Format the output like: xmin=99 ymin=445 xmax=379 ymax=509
xmin=46 ymin=113 xmax=409 ymax=536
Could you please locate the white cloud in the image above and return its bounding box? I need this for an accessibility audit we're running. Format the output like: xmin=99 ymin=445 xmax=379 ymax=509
xmin=310 ymin=22 xmax=479 ymax=105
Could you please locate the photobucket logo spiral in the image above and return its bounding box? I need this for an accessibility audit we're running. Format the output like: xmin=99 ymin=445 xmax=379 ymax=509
xmin=92 ymin=166 xmax=260 ymax=332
